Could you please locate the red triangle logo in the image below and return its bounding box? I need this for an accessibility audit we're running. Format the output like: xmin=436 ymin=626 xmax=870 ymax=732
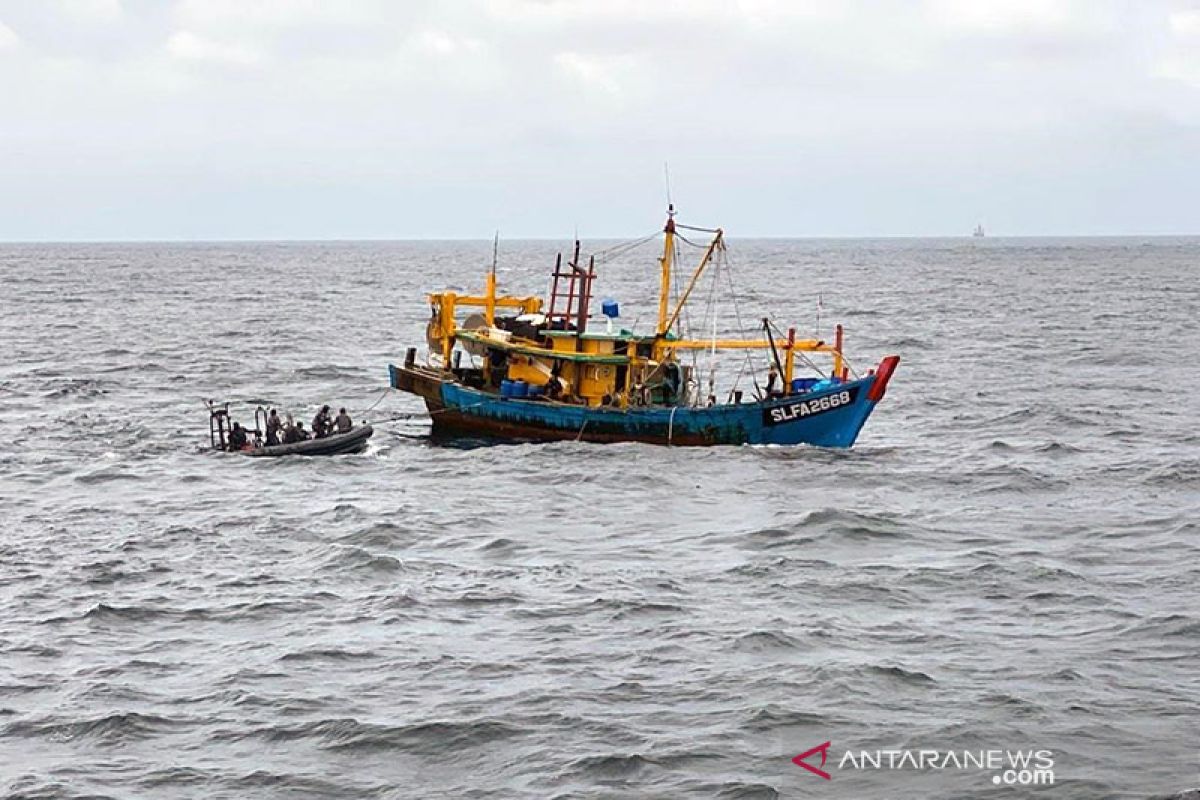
xmin=793 ymin=741 xmax=832 ymax=780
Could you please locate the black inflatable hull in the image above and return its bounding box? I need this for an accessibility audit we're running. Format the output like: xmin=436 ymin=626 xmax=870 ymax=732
xmin=243 ymin=425 xmax=374 ymax=457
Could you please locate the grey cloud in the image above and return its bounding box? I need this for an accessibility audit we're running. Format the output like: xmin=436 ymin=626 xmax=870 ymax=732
xmin=0 ymin=0 xmax=1195 ymax=239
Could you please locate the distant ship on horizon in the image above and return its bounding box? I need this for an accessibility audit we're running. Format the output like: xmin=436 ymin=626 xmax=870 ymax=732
xmin=972 ymin=223 xmax=986 ymax=238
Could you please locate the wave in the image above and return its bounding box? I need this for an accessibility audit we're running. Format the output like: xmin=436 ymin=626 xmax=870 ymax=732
xmin=604 ymin=599 xmax=685 ymax=620
xmin=278 ymin=647 xmax=379 ymax=663
xmin=216 ymin=717 xmax=523 ymax=755
xmin=743 ymin=509 xmax=916 ymax=548
xmin=76 ymin=602 xmax=174 ymax=623
xmin=227 ymin=770 xmax=370 ymax=797
xmin=319 ymin=545 xmax=405 ymax=574
xmin=800 ymin=508 xmax=916 ymax=539
xmin=733 ymin=630 xmax=803 ymax=652
xmin=40 ymin=377 xmax=113 ymax=398
xmin=865 ymin=665 xmax=936 ymax=685
xmin=744 ymin=705 xmax=829 ymax=731
xmin=976 ymin=692 xmax=1044 ymax=716
xmin=454 ymin=590 xmax=523 ymax=606
xmin=715 ymin=783 xmax=781 ymax=799
xmin=336 ymin=522 xmax=415 ymax=549
xmin=1142 ymin=459 xmax=1200 ymax=487
xmin=137 ymin=766 xmax=210 ymax=788
xmin=73 ymin=467 xmax=144 ymax=485
xmin=568 ymin=749 xmax=724 ymax=780
xmin=1033 ymin=441 xmax=1085 ymax=455
xmin=3 ymin=711 xmax=186 ymax=744
xmin=569 ymin=753 xmax=655 ymax=778
xmin=1121 ymin=614 xmax=1200 ymax=639
xmin=743 ymin=527 xmax=816 ymax=548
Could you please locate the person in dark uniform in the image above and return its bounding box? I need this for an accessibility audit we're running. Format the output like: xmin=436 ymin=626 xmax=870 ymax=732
xmin=334 ymin=408 xmax=352 ymax=434
xmin=312 ymin=405 xmax=332 ymax=438
xmin=662 ymin=362 xmax=681 ymax=405
xmin=546 ymin=363 xmax=567 ymax=401
xmin=227 ymin=421 xmax=248 ymax=451
xmin=265 ymin=409 xmax=283 ymax=446
xmin=284 ymin=421 xmax=309 ymax=444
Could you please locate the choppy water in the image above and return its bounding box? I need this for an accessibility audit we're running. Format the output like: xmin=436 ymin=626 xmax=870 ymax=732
xmin=1 ymin=236 xmax=1198 ymax=799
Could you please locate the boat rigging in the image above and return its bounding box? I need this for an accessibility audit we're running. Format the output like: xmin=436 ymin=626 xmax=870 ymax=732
xmin=388 ymin=205 xmax=899 ymax=447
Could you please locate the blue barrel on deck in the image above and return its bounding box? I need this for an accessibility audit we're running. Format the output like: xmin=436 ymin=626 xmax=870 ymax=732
xmin=512 ymin=380 xmax=529 ymax=397
xmin=601 ymin=298 xmax=619 ymax=319
xmin=500 ymin=380 xmax=515 ymax=398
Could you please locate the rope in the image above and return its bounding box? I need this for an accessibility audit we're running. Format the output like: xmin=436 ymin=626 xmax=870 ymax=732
xmin=719 ymin=245 xmax=759 ymax=398
xmin=373 ymin=412 xmax=426 ymax=424
xmin=765 ymin=317 xmax=861 ymax=380
xmin=360 ymin=387 xmax=391 ymax=416
xmin=673 ymin=231 xmax=710 ymax=249
xmin=364 ymin=399 xmax=494 ymax=428
xmin=365 ymin=398 xmax=495 ymax=435
xmin=591 ymin=230 xmax=661 ymax=263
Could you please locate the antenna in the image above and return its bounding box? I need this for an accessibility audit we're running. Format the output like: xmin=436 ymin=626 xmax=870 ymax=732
xmin=663 ymin=161 xmax=673 ymax=207
xmin=491 ymin=230 xmax=499 ymax=275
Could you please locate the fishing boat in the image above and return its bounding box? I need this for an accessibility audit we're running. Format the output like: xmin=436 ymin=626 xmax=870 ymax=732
xmin=973 ymin=223 xmax=986 ymax=237
xmin=388 ymin=206 xmax=899 ymax=447
xmin=207 ymin=402 xmax=373 ymax=456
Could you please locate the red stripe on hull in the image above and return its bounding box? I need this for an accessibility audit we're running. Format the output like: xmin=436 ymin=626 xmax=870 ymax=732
xmin=866 ymin=355 xmax=900 ymax=402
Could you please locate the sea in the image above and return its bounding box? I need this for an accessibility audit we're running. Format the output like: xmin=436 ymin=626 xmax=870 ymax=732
xmin=0 ymin=236 xmax=1197 ymax=799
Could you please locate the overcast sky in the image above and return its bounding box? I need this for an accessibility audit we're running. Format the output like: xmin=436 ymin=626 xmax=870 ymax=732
xmin=0 ymin=0 xmax=1196 ymax=240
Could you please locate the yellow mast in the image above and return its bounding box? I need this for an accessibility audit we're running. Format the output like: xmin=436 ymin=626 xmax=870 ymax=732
xmin=484 ymin=231 xmax=498 ymax=324
xmin=662 ymin=229 xmax=722 ymax=336
xmin=484 ymin=269 xmax=497 ymax=325
xmin=655 ymin=205 xmax=676 ymax=335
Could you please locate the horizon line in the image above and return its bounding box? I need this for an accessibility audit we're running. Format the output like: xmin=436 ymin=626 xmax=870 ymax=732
xmin=1 ymin=232 xmax=1197 ymax=245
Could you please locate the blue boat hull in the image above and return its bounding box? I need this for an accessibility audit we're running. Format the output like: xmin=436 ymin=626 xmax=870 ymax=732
xmin=389 ymin=363 xmax=895 ymax=447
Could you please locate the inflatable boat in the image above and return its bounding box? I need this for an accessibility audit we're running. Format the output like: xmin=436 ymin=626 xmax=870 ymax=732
xmin=207 ymin=401 xmax=374 ymax=457
xmin=244 ymin=424 xmax=373 ymax=457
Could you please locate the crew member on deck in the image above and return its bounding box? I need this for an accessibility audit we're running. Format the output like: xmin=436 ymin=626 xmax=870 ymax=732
xmin=662 ymin=362 xmax=681 ymax=406
xmin=334 ymin=408 xmax=352 ymax=434
xmin=546 ymin=364 xmax=565 ymax=401
xmin=265 ymin=409 xmax=283 ymax=446
xmin=312 ymin=405 xmax=332 ymax=438
xmin=632 ymin=381 xmax=649 ymax=406
xmin=766 ymin=365 xmax=782 ymax=398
